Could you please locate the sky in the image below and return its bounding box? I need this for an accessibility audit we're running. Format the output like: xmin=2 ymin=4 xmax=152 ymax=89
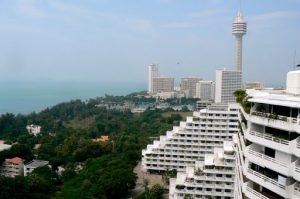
xmin=0 ymin=0 xmax=300 ymax=87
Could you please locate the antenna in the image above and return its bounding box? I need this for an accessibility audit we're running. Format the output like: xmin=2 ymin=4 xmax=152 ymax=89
xmin=239 ymin=0 xmax=242 ymax=11
xmin=293 ymin=49 xmax=297 ymax=70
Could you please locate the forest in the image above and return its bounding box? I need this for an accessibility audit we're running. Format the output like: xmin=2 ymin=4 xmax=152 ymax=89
xmin=0 ymin=94 xmax=191 ymax=199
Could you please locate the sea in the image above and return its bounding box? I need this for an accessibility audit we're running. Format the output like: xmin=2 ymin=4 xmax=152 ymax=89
xmin=0 ymin=81 xmax=146 ymax=115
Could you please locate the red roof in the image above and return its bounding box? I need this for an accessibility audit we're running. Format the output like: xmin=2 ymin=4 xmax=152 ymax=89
xmin=6 ymin=157 xmax=23 ymax=165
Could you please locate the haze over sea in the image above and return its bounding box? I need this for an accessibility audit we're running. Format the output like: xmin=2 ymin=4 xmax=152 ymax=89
xmin=0 ymin=81 xmax=146 ymax=115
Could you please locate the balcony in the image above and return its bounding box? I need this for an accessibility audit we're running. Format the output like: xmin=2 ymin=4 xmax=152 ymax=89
xmin=249 ymin=111 xmax=300 ymax=133
xmin=245 ymin=130 xmax=300 ymax=157
xmin=242 ymin=183 xmax=271 ymax=199
xmin=245 ymin=146 xmax=290 ymax=176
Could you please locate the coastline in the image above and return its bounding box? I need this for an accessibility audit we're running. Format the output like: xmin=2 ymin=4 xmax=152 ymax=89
xmin=0 ymin=81 xmax=146 ymax=115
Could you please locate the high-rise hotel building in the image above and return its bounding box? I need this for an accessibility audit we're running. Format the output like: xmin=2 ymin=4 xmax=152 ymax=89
xmin=148 ymin=64 xmax=159 ymax=94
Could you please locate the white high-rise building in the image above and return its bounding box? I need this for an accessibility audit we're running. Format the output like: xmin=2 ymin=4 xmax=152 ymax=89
xmin=180 ymin=77 xmax=202 ymax=98
xmin=142 ymin=103 xmax=240 ymax=173
xmin=148 ymin=64 xmax=159 ymax=94
xmin=215 ymin=69 xmax=242 ymax=103
xmin=238 ymin=70 xmax=300 ymax=199
xmin=169 ymin=141 xmax=237 ymax=199
xmin=196 ymin=80 xmax=215 ymax=101
xmin=232 ymin=10 xmax=247 ymax=72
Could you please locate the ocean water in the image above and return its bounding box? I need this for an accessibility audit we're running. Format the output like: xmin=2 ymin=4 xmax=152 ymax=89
xmin=0 ymin=81 xmax=146 ymax=115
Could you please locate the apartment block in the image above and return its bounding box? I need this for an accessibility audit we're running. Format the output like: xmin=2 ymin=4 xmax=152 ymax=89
xmin=196 ymin=80 xmax=215 ymax=101
xmin=142 ymin=103 xmax=240 ymax=173
xmin=181 ymin=77 xmax=202 ymax=98
xmin=152 ymin=77 xmax=175 ymax=94
xmin=0 ymin=157 xmax=24 ymax=177
xmin=169 ymin=141 xmax=237 ymax=199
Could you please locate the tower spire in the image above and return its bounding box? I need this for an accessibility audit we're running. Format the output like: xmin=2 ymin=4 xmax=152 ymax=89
xmin=232 ymin=6 xmax=247 ymax=72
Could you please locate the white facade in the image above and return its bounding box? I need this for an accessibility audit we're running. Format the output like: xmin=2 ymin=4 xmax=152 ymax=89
xmin=196 ymin=80 xmax=215 ymax=100
xmin=232 ymin=10 xmax=247 ymax=72
xmin=286 ymin=70 xmax=300 ymax=95
xmin=169 ymin=141 xmax=237 ymax=199
xmin=148 ymin=64 xmax=159 ymax=94
xmin=181 ymin=77 xmax=202 ymax=98
xmin=152 ymin=77 xmax=174 ymax=94
xmin=142 ymin=103 xmax=240 ymax=173
xmin=238 ymin=79 xmax=300 ymax=199
xmin=26 ymin=124 xmax=41 ymax=136
xmin=215 ymin=70 xmax=242 ymax=103
xmin=24 ymin=160 xmax=49 ymax=176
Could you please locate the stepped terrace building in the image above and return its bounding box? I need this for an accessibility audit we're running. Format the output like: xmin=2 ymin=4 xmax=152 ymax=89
xmin=169 ymin=141 xmax=238 ymax=199
xmin=142 ymin=103 xmax=240 ymax=173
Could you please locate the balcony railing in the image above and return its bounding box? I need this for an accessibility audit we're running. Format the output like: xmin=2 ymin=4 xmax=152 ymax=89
xmin=248 ymin=131 xmax=289 ymax=145
xmin=249 ymin=111 xmax=300 ymax=132
xmin=247 ymin=147 xmax=288 ymax=167
xmin=251 ymin=111 xmax=297 ymax=123
xmin=246 ymin=168 xmax=287 ymax=197
xmin=243 ymin=183 xmax=270 ymax=199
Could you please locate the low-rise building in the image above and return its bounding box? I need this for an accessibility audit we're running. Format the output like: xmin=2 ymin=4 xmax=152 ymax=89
xmin=24 ymin=160 xmax=49 ymax=176
xmin=0 ymin=157 xmax=23 ymax=177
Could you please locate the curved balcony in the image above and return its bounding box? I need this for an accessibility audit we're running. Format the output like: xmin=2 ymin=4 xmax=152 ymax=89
xmin=244 ymin=167 xmax=288 ymax=198
xmin=245 ymin=130 xmax=300 ymax=157
xmin=245 ymin=167 xmax=300 ymax=198
xmin=291 ymin=160 xmax=300 ymax=182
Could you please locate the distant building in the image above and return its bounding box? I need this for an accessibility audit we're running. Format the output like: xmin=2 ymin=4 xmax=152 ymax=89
xmin=24 ymin=160 xmax=49 ymax=176
xmin=245 ymin=81 xmax=264 ymax=89
xmin=26 ymin=124 xmax=41 ymax=136
xmin=196 ymin=80 xmax=215 ymax=100
xmin=215 ymin=69 xmax=242 ymax=103
xmin=93 ymin=136 xmax=109 ymax=142
xmin=180 ymin=77 xmax=202 ymax=98
xmin=148 ymin=64 xmax=159 ymax=94
xmin=152 ymin=77 xmax=174 ymax=94
xmin=0 ymin=144 xmax=11 ymax=152
xmin=33 ymin=144 xmax=42 ymax=150
xmin=196 ymin=99 xmax=213 ymax=111
xmin=0 ymin=157 xmax=24 ymax=177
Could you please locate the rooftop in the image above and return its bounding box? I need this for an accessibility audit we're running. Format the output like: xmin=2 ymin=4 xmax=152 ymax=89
xmin=6 ymin=157 xmax=23 ymax=165
xmin=0 ymin=144 xmax=11 ymax=151
xmin=247 ymin=89 xmax=300 ymax=108
xmin=25 ymin=160 xmax=49 ymax=168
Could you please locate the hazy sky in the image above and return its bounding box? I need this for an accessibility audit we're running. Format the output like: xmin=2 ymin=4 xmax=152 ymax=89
xmin=0 ymin=0 xmax=300 ymax=86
